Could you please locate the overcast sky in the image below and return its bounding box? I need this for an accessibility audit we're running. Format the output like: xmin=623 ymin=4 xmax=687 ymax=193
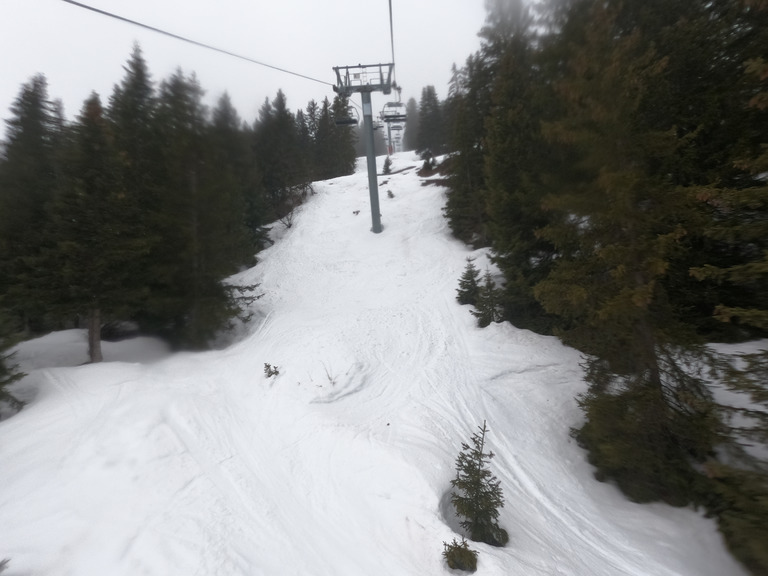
xmin=0 ymin=0 xmax=488 ymax=127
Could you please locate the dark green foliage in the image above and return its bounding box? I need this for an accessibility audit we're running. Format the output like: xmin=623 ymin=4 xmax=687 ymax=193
xmin=442 ymin=54 xmax=494 ymax=246
xmin=573 ymin=370 xmax=717 ymax=506
xmin=0 ymin=74 xmax=64 ymax=333
xmin=382 ymin=156 xmax=392 ymax=175
xmin=416 ymin=85 xmax=445 ymax=154
xmin=0 ymin=310 xmax=23 ymax=412
xmin=456 ymin=259 xmax=481 ymax=306
xmin=442 ymin=537 xmax=478 ymax=572
xmin=470 ymin=270 xmax=503 ymax=328
xmin=451 ymin=421 xmax=509 ymax=547
xmin=403 ymin=97 xmax=419 ymax=151
xmin=706 ymin=463 xmax=768 ymax=576
xmin=0 ymin=47 xmax=271 ymax=351
xmin=52 ymin=93 xmax=150 ymax=361
xmin=438 ymin=0 xmax=768 ymax=570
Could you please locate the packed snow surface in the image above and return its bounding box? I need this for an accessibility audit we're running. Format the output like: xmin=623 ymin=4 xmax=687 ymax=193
xmin=0 ymin=153 xmax=747 ymax=575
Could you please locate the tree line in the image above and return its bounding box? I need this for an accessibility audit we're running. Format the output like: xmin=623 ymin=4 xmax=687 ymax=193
xmin=441 ymin=0 xmax=767 ymax=573
xmin=0 ymin=44 xmax=356 ymax=375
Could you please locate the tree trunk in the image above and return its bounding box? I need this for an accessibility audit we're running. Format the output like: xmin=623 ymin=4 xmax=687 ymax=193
xmin=87 ymin=307 xmax=103 ymax=363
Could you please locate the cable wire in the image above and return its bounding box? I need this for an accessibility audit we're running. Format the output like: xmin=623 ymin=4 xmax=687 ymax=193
xmin=388 ymin=0 xmax=397 ymax=83
xmin=59 ymin=0 xmax=334 ymax=87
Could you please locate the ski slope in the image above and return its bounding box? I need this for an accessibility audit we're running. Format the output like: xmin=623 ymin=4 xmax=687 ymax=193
xmin=0 ymin=153 xmax=747 ymax=575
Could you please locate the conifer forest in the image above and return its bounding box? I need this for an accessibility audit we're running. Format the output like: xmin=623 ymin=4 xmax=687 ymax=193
xmin=2 ymin=0 xmax=768 ymax=574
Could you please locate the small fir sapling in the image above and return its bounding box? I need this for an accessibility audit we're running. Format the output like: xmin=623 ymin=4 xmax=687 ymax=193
xmin=451 ymin=420 xmax=509 ymax=547
xmin=442 ymin=537 xmax=478 ymax=572
xmin=456 ymin=258 xmax=481 ymax=306
xmin=470 ymin=270 xmax=503 ymax=327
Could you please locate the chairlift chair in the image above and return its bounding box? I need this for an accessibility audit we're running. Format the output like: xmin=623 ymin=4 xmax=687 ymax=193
xmin=381 ymin=101 xmax=407 ymax=124
xmin=335 ymin=106 xmax=359 ymax=126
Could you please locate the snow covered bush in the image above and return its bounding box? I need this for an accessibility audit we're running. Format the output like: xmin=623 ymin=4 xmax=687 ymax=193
xmin=264 ymin=363 xmax=280 ymax=378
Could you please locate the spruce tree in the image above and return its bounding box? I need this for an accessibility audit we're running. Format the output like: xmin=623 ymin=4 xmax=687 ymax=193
xmin=456 ymin=258 xmax=481 ymax=306
xmin=403 ymin=97 xmax=419 ymax=152
xmin=0 ymin=74 xmax=64 ymax=333
xmin=470 ymin=270 xmax=502 ymax=328
xmin=416 ymin=85 xmax=445 ymax=154
xmin=443 ymin=54 xmax=493 ymax=246
xmin=0 ymin=308 xmax=23 ymax=412
xmin=52 ymin=93 xmax=147 ymax=362
xmin=533 ymin=1 xmax=719 ymax=507
xmin=451 ymin=420 xmax=508 ymax=547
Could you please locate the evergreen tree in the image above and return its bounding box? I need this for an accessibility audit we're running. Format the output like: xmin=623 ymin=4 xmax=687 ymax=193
xmin=482 ymin=6 xmax=558 ymax=334
xmin=329 ymin=95 xmax=357 ymax=176
xmin=416 ymin=85 xmax=445 ymax=154
xmin=403 ymin=97 xmax=419 ymax=151
xmin=470 ymin=270 xmax=503 ymax=328
xmin=0 ymin=308 xmax=23 ymax=412
xmin=442 ymin=537 xmax=478 ymax=572
xmin=209 ymin=92 xmax=261 ymax=258
xmin=534 ymin=0 xmax=719 ymax=506
xmin=456 ymin=258 xmax=481 ymax=306
xmin=443 ymin=54 xmax=494 ymax=246
xmin=107 ymin=44 xmax=159 ymax=198
xmin=450 ymin=421 xmax=509 ymax=547
xmin=152 ymin=69 xmax=249 ymax=347
xmin=253 ymin=90 xmax=306 ymax=221
xmin=0 ymin=74 xmax=63 ymax=333
xmin=314 ymin=96 xmax=357 ymax=180
xmin=52 ymin=93 xmax=148 ymax=362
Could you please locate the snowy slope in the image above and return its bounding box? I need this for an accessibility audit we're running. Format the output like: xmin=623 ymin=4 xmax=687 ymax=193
xmin=0 ymin=153 xmax=747 ymax=576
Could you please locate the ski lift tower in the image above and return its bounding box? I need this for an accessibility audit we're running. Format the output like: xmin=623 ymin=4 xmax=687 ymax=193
xmin=333 ymin=63 xmax=394 ymax=233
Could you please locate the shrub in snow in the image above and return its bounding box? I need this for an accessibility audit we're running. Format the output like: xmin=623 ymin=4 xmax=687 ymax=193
xmin=451 ymin=420 xmax=509 ymax=547
xmin=442 ymin=537 xmax=478 ymax=572
xmin=264 ymin=363 xmax=280 ymax=378
xmin=383 ymin=156 xmax=392 ymax=174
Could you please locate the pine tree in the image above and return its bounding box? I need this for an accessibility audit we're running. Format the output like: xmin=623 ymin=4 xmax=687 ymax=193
xmin=456 ymin=258 xmax=481 ymax=306
xmin=481 ymin=10 xmax=559 ymax=333
xmin=253 ymin=90 xmax=306 ymax=221
xmin=403 ymin=97 xmax=419 ymax=151
xmin=0 ymin=308 xmax=23 ymax=412
xmin=416 ymin=85 xmax=445 ymax=154
xmin=52 ymin=93 xmax=147 ymax=362
xmin=470 ymin=270 xmax=502 ymax=328
xmin=0 ymin=74 xmax=64 ymax=333
xmin=152 ymin=70 xmax=253 ymax=348
xmin=329 ymin=95 xmax=357 ymax=176
xmin=443 ymin=54 xmax=493 ymax=246
xmin=451 ymin=421 xmax=508 ymax=547
xmin=534 ymin=0 xmax=723 ymax=508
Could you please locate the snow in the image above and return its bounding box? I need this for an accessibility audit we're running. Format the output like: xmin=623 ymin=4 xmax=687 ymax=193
xmin=0 ymin=153 xmax=747 ymax=575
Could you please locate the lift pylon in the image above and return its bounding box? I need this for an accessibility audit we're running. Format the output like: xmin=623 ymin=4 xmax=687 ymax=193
xmin=332 ymin=63 xmax=395 ymax=234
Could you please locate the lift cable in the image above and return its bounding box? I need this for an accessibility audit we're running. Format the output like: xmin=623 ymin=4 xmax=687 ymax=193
xmin=59 ymin=0 xmax=334 ymax=88
xmin=388 ymin=0 xmax=397 ymax=85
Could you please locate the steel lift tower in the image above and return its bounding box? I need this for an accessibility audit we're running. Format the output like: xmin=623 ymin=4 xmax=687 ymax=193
xmin=332 ymin=63 xmax=394 ymax=234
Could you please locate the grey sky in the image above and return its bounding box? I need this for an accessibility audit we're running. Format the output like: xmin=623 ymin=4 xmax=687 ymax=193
xmin=1 ymin=0 xmax=487 ymax=126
